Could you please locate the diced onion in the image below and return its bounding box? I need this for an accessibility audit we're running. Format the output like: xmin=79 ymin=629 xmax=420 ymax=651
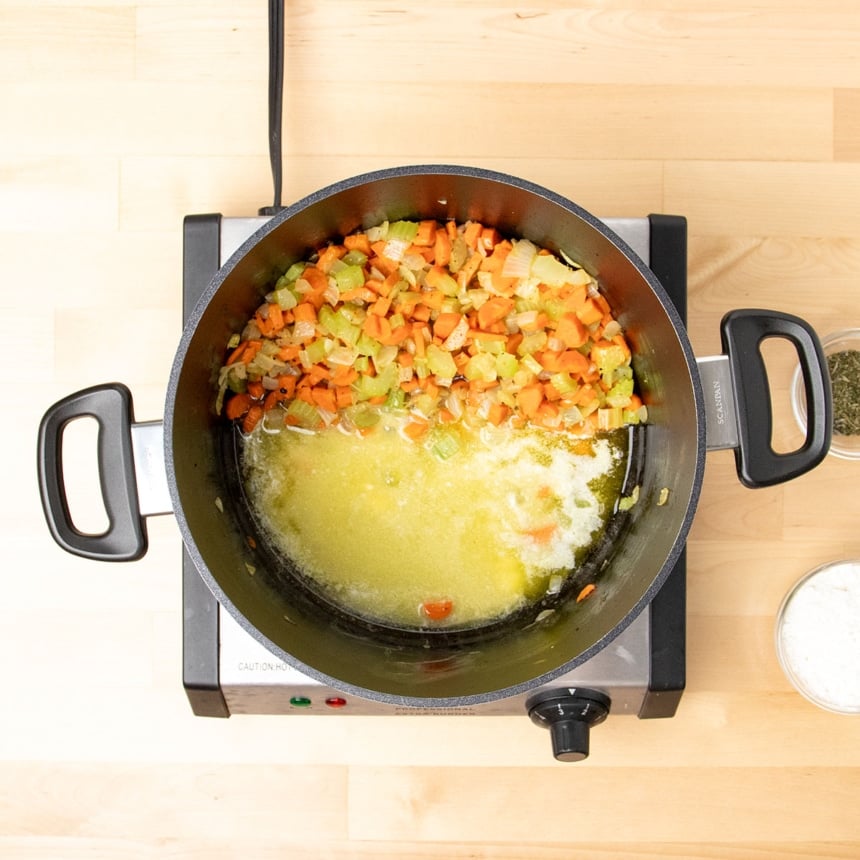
xmin=501 ymin=239 xmax=537 ymax=278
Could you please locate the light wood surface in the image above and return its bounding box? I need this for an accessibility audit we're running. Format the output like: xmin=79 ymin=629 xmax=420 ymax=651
xmin=4 ymin=1 xmax=860 ymax=857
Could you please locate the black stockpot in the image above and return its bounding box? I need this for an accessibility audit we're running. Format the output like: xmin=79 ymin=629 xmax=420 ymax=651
xmin=37 ymin=165 xmax=832 ymax=707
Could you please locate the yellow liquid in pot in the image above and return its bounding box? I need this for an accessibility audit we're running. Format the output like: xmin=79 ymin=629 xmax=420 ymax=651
xmin=241 ymin=421 xmax=626 ymax=629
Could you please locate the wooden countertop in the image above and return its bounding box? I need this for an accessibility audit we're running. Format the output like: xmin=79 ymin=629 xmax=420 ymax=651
xmin=3 ymin=2 xmax=859 ymax=857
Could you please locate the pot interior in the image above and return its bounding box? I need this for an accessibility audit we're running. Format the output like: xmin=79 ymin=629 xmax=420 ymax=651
xmin=166 ymin=165 xmax=704 ymax=704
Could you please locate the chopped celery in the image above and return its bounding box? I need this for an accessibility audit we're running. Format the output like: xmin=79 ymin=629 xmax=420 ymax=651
xmin=412 ymin=393 xmax=437 ymax=417
xmin=429 ymin=427 xmax=461 ymax=460
xmin=285 ymin=398 xmax=320 ymax=429
xmin=517 ymin=331 xmax=547 ymax=356
xmin=353 ymin=363 xmax=399 ymax=401
xmin=521 ymin=354 xmax=544 ymax=376
xmin=348 ymin=403 xmax=381 ymax=429
xmin=541 ymin=296 xmax=566 ymax=321
xmin=549 ymin=372 xmax=577 ymax=395
xmin=334 ymin=264 xmax=365 ymax=293
xmin=495 ymin=352 xmax=519 ymax=379
xmin=597 ymin=406 xmax=624 ymax=431
xmin=278 ymin=262 xmax=307 ymax=285
xmin=342 ymin=249 xmax=368 ymax=267
xmin=606 ymin=376 xmax=635 ymax=407
xmin=302 ymin=338 xmax=331 ymax=366
xmin=592 ymin=342 xmax=627 ymax=386
xmin=273 ymin=286 xmax=298 ymax=310
xmin=426 ymin=344 xmax=458 ymax=379
xmin=448 ymin=236 xmax=468 ymax=273
xmin=385 ymin=387 xmax=406 ymax=410
xmin=319 ymin=306 xmax=361 ymax=347
xmin=356 ymin=332 xmax=382 ymax=358
xmin=434 ymin=271 xmax=460 ymax=296
xmin=226 ymin=374 xmax=246 ymax=394
xmin=618 ymin=485 xmax=640 ymax=512
xmin=465 ymin=352 xmax=497 ymax=382
xmin=387 ymin=220 xmax=419 ymax=242
xmin=227 ymin=333 xmax=241 ymax=349
xmin=531 ymin=253 xmax=591 ymax=287
xmin=253 ymin=352 xmax=277 ymax=373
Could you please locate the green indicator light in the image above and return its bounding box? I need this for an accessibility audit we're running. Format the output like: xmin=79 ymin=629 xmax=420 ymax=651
xmin=289 ymin=696 xmax=312 ymax=708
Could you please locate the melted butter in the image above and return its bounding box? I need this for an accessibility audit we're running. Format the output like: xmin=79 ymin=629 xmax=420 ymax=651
xmin=241 ymin=422 xmax=627 ymax=629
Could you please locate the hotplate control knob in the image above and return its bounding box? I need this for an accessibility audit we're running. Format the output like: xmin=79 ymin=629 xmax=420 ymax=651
xmin=526 ymin=688 xmax=611 ymax=762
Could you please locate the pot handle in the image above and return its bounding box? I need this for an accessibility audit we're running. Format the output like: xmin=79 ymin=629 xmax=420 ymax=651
xmin=720 ymin=309 xmax=832 ymax=488
xmin=37 ymin=383 xmax=149 ymax=561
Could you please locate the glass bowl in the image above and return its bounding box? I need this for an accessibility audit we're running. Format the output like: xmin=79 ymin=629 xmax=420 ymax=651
xmin=775 ymin=559 xmax=860 ymax=714
xmin=792 ymin=328 xmax=860 ymax=460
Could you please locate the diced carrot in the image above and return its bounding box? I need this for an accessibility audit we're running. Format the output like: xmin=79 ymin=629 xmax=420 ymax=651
xmin=576 ymin=583 xmax=596 ymax=603
xmin=335 ymin=386 xmax=354 ymax=409
xmin=411 ymin=303 xmax=431 ymax=322
xmin=557 ymin=350 xmax=590 ymax=376
xmin=555 ymin=312 xmax=589 ymax=348
xmin=380 ymin=324 xmax=411 ymax=346
xmin=299 ymin=265 xmax=328 ymax=294
xmin=277 ymin=344 xmax=301 ymax=362
xmin=456 ymin=251 xmax=482 ymax=290
xmin=421 ymin=599 xmax=453 ymax=620
xmin=330 ymin=366 xmax=358 ymax=387
xmin=522 ymin=523 xmax=557 ymax=544
xmin=316 ymin=244 xmax=346 ymax=273
xmin=247 ymin=380 xmax=264 ymax=399
xmin=535 ymin=401 xmax=560 ymax=425
xmin=412 ymin=326 xmax=427 ymax=358
xmin=403 ymin=419 xmax=430 ymax=440
xmin=462 ymin=221 xmax=482 ymax=249
xmin=241 ymin=340 xmax=262 ymax=364
xmin=339 ymin=286 xmax=376 ymax=303
xmin=562 ymin=283 xmax=588 ymax=312
xmin=467 ymin=330 xmax=508 ymax=343
xmin=487 ymin=402 xmax=509 ymax=426
xmin=363 ymin=313 xmax=391 ymax=342
xmin=413 ymin=220 xmax=437 ymax=247
xmin=576 ymin=297 xmax=604 ymax=326
xmin=277 ymin=375 xmax=297 ymax=398
xmin=225 ymin=393 xmax=252 ymax=420
xmin=293 ymin=301 xmax=318 ymax=324
xmin=310 ymin=386 xmax=337 ymax=414
xmin=433 ymin=312 xmax=463 ymax=340
xmin=242 ymin=405 xmax=264 ymax=434
xmin=344 ymin=233 xmax=372 ymax=256
xmin=226 ymin=342 xmax=248 ymax=365
xmin=305 ymin=363 xmax=331 ymax=385
xmin=434 ymin=229 xmax=452 ymax=267
xmin=516 ymin=383 xmax=544 ymax=418
xmin=425 ymin=264 xmax=457 ymax=294
xmin=419 ymin=290 xmax=446 ymax=310
xmin=369 ymin=296 xmax=391 ymax=316
xmin=479 ymin=226 xmax=502 ymax=251
xmin=477 ymin=296 xmax=514 ymax=330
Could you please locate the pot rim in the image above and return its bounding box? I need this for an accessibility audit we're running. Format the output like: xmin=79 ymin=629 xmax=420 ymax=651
xmin=164 ymin=163 xmax=706 ymax=706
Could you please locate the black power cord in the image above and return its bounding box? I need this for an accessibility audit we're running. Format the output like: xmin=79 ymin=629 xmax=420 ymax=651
xmin=259 ymin=0 xmax=285 ymax=216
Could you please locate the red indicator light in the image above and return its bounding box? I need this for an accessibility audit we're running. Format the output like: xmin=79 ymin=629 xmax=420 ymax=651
xmin=325 ymin=697 xmax=347 ymax=709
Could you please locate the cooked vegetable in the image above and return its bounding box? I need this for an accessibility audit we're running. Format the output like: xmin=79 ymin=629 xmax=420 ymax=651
xmin=216 ymin=219 xmax=645 ymax=441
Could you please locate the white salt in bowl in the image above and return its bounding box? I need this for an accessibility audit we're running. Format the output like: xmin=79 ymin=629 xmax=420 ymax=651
xmin=775 ymin=559 xmax=860 ymax=714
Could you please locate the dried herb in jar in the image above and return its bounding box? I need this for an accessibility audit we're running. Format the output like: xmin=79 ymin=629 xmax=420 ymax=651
xmin=827 ymin=349 xmax=860 ymax=436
